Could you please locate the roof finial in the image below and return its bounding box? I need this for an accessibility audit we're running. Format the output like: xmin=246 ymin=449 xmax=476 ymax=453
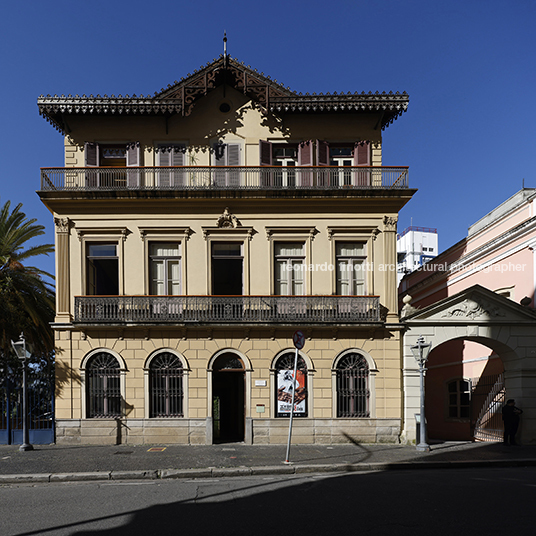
xmin=223 ymin=31 xmax=227 ymax=58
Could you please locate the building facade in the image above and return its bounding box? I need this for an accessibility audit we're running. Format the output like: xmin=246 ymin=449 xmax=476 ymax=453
xmin=399 ymin=189 xmax=536 ymax=443
xmin=38 ymin=55 xmax=413 ymax=445
xmin=397 ymin=226 xmax=438 ymax=284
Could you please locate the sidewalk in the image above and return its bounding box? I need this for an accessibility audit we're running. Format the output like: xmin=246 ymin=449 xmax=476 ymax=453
xmin=1 ymin=441 xmax=535 ymax=483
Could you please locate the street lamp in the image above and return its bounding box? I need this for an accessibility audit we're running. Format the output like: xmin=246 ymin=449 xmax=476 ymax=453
xmin=411 ymin=335 xmax=432 ymax=452
xmin=11 ymin=333 xmax=34 ymax=451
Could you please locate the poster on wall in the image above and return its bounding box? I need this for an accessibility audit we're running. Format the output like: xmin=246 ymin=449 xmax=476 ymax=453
xmin=277 ymin=369 xmax=307 ymax=416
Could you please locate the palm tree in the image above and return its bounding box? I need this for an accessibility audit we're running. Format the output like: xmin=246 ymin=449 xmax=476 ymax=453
xmin=0 ymin=199 xmax=55 ymax=361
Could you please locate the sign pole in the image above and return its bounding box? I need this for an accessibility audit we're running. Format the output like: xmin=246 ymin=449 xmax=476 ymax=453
xmin=285 ymin=346 xmax=299 ymax=463
xmin=285 ymin=330 xmax=305 ymax=464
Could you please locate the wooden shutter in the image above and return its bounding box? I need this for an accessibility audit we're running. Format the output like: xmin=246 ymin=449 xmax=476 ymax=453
xmin=212 ymin=143 xmax=240 ymax=186
xmin=316 ymin=140 xmax=329 ymax=166
xmin=298 ymin=141 xmax=313 ymax=166
xmin=298 ymin=141 xmax=313 ymax=186
xmin=157 ymin=145 xmax=171 ymax=187
xmin=227 ymin=144 xmax=240 ymax=166
xmin=259 ymin=140 xmax=272 ymax=166
xmin=85 ymin=143 xmax=99 ymax=167
xmin=171 ymin=145 xmax=185 ymax=187
xmin=126 ymin=142 xmax=140 ymax=166
xmin=213 ymin=143 xmax=225 ymax=165
xmin=354 ymin=141 xmax=371 ymax=186
xmin=171 ymin=145 xmax=185 ymax=166
xmin=126 ymin=142 xmax=140 ymax=188
xmin=354 ymin=141 xmax=370 ymax=166
xmin=158 ymin=146 xmax=171 ymax=166
xmin=227 ymin=144 xmax=240 ymax=187
xmin=84 ymin=143 xmax=99 ymax=188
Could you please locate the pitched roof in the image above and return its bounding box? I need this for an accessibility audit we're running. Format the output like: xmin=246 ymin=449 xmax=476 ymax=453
xmin=38 ymin=55 xmax=409 ymax=134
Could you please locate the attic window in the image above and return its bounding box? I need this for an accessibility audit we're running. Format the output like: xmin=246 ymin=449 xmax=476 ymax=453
xmin=219 ymin=102 xmax=231 ymax=113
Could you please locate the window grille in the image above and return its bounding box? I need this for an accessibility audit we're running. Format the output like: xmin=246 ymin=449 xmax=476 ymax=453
xmin=336 ymin=353 xmax=370 ymax=418
xmin=149 ymin=353 xmax=184 ymax=418
xmin=86 ymin=353 xmax=121 ymax=418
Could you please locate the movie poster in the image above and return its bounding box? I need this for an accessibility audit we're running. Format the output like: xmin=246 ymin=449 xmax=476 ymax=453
xmin=277 ymin=368 xmax=307 ymax=416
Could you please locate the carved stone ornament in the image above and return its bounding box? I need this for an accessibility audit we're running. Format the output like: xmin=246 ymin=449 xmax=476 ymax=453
xmin=383 ymin=216 xmax=397 ymax=232
xmin=441 ymin=299 xmax=506 ymax=320
xmin=217 ymin=207 xmax=241 ymax=228
xmin=400 ymin=294 xmax=418 ymax=319
xmin=54 ymin=217 xmax=70 ymax=233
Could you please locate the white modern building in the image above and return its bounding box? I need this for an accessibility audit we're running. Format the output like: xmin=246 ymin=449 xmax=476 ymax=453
xmin=397 ymin=226 xmax=438 ymax=283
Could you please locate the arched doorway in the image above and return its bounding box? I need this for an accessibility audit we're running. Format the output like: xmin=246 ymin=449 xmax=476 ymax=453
xmin=212 ymin=353 xmax=245 ymax=443
xmin=424 ymin=339 xmax=505 ymax=441
xmin=402 ymin=285 xmax=536 ymax=445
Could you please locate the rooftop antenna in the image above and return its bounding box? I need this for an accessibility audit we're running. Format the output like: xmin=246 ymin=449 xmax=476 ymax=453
xmin=223 ymin=31 xmax=228 ymax=95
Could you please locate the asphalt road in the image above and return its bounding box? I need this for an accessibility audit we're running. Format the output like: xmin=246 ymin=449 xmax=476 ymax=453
xmin=1 ymin=467 xmax=535 ymax=536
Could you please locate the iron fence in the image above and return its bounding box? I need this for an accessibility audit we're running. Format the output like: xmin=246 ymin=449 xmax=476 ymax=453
xmin=0 ymin=371 xmax=54 ymax=444
xmin=472 ymin=373 xmax=505 ymax=442
xmin=41 ymin=166 xmax=409 ymax=191
xmin=74 ymin=295 xmax=381 ymax=324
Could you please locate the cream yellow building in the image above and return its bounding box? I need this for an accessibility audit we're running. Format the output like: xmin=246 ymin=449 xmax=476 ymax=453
xmin=38 ymin=55 xmax=414 ymax=445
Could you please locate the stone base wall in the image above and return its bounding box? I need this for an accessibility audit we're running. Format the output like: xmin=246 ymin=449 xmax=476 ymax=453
xmin=251 ymin=418 xmax=400 ymax=444
xmin=56 ymin=418 xmax=400 ymax=445
xmin=55 ymin=419 xmax=208 ymax=445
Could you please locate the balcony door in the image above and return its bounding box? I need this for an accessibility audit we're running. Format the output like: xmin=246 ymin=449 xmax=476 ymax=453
xmin=274 ymin=242 xmax=304 ymax=296
xmin=336 ymin=242 xmax=366 ymax=295
xmin=87 ymin=243 xmax=119 ymax=295
xmin=211 ymin=242 xmax=243 ymax=295
xmin=274 ymin=242 xmax=305 ymax=315
xmin=84 ymin=142 xmax=140 ymax=188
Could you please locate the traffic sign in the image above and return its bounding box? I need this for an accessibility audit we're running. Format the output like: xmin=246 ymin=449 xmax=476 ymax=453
xmin=293 ymin=330 xmax=305 ymax=349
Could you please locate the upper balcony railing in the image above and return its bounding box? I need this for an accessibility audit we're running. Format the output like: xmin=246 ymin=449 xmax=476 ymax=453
xmin=40 ymin=166 xmax=408 ymax=191
xmin=74 ymin=295 xmax=382 ymax=324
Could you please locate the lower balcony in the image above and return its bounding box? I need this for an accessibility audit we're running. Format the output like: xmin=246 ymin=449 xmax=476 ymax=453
xmin=73 ymin=296 xmax=382 ymax=324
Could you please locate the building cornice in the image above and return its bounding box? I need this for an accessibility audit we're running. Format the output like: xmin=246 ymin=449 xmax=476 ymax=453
xmin=38 ymin=56 xmax=409 ymax=134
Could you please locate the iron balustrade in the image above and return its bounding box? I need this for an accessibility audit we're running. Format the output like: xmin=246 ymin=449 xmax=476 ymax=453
xmin=40 ymin=166 xmax=408 ymax=191
xmin=74 ymin=295 xmax=381 ymax=324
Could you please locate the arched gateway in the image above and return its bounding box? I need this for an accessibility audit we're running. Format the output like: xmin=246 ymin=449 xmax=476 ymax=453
xmin=402 ymin=285 xmax=536 ymax=445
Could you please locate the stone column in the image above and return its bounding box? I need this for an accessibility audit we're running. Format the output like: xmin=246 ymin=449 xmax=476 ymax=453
xmin=54 ymin=217 xmax=71 ymax=323
xmin=383 ymin=216 xmax=398 ymax=321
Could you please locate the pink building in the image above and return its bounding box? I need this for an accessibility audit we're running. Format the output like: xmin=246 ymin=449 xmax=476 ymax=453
xmin=399 ymin=189 xmax=536 ymax=443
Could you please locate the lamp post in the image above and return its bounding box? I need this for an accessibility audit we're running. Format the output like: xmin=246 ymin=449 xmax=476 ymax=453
xmin=11 ymin=333 xmax=33 ymax=451
xmin=411 ymin=335 xmax=432 ymax=452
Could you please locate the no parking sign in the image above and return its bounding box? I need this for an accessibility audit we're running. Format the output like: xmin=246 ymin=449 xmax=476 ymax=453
xmin=293 ymin=330 xmax=305 ymax=349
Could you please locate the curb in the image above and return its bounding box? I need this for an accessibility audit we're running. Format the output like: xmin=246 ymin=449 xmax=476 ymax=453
xmin=1 ymin=458 xmax=536 ymax=484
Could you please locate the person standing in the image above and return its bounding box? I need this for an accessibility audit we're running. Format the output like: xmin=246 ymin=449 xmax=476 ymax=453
xmin=502 ymin=399 xmax=523 ymax=445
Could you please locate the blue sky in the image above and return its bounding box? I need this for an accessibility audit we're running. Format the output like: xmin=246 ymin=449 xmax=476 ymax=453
xmin=1 ymin=0 xmax=534 ymax=279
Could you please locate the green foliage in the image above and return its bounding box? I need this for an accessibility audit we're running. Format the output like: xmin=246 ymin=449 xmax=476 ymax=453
xmin=0 ymin=199 xmax=55 ymax=368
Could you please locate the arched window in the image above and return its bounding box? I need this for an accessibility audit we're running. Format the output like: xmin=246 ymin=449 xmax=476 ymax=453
xmin=149 ymin=352 xmax=184 ymax=418
xmin=86 ymin=352 xmax=121 ymax=418
xmin=274 ymin=352 xmax=308 ymax=418
xmin=336 ymin=353 xmax=369 ymax=418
